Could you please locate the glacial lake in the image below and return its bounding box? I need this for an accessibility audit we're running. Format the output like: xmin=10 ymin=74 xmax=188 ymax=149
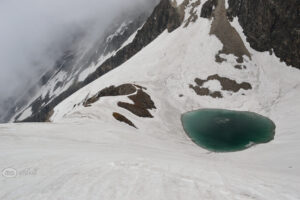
xmin=182 ymin=109 xmax=276 ymax=152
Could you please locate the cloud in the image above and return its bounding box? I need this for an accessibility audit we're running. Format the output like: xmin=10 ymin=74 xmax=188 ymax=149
xmin=0 ymin=0 xmax=158 ymax=121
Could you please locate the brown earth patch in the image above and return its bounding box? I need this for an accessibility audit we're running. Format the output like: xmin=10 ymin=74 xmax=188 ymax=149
xmin=210 ymin=0 xmax=251 ymax=63
xmin=118 ymin=89 xmax=156 ymax=118
xmin=113 ymin=112 xmax=137 ymax=128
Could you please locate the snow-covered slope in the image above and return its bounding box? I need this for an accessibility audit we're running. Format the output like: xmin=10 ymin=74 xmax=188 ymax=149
xmin=1 ymin=0 xmax=300 ymax=199
xmin=6 ymin=12 xmax=149 ymax=123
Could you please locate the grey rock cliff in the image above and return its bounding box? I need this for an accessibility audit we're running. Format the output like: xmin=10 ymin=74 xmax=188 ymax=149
xmin=227 ymin=0 xmax=300 ymax=69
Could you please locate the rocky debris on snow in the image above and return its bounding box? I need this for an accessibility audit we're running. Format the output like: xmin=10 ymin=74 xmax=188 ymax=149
xmin=189 ymin=85 xmax=223 ymax=98
xmin=190 ymin=74 xmax=252 ymax=98
xmin=234 ymin=64 xmax=247 ymax=70
xmin=184 ymin=0 xmax=201 ymax=27
xmin=133 ymin=84 xmax=147 ymax=90
xmin=197 ymin=74 xmax=252 ymax=92
xmin=82 ymin=83 xmax=156 ymax=119
xmin=113 ymin=112 xmax=137 ymax=128
xmin=118 ymin=89 xmax=156 ymax=118
xmin=84 ymin=84 xmax=137 ymax=107
xmin=215 ymin=54 xmax=227 ymax=63
xmin=81 ymin=83 xmax=156 ymax=118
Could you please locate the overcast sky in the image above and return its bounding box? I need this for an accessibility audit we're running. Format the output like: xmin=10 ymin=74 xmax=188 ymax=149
xmin=0 ymin=0 xmax=157 ymax=119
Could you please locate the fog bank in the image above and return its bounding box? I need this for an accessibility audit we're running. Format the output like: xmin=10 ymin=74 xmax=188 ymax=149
xmin=0 ymin=0 xmax=157 ymax=121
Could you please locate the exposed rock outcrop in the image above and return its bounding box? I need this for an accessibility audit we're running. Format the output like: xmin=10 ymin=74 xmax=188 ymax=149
xmin=184 ymin=0 xmax=201 ymax=27
xmin=84 ymin=84 xmax=137 ymax=107
xmin=196 ymin=74 xmax=252 ymax=92
xmin=204 ymin=0 xmax=251 ymax=63
xmin=200 ymin=0 xmax=217 ymax=18
xmin=227 ymin=0 xmax=300 ymax=68
xmin=113 ymin=112 xmax=137 ymax=128
xmin=201 ymin=0 xmax=300 ymax=68
xmin=190 ymin=74 xmax=252 ymax=98
xmin=190 ymin=85 xmax=223 ymax=98
xmin=22 ymin=0 xmax=183 ymax=122
xmin=118 ymin=90 xmax=156 ymax=118
xmin=83 ymin=0 xmax=183 ymax=87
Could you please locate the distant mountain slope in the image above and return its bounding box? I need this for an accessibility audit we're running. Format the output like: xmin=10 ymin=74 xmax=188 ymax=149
xmin=8 ymin=0 xmax=182 ymax=123
xmin=6 ymin=0 xmax=299 ymax=123
xmin=4 ymin=10 xmax=151 ymax=123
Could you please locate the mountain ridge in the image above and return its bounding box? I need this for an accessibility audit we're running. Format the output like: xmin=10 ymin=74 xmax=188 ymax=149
xmin=3 ymin=0 xmax=299 ymax=123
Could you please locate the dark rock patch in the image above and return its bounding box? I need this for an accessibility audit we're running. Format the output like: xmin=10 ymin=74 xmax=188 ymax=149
xmin=118 ymin=90 xmax=156 ymax=118
xmin=166 ymin=1 xmax=184 ymax=32
xmin=118 ymin=102 xmax=153 ymax=118
xmin=53 ymin=81 xmax=63 ymax=92
xmin=200 ymin=0 xmax=217 ymax=19
xmin=189 ymin=85 xmax=223 ymax=98
xmin=128 ymin=90 xmax=156 ymax=110
xmin=45 ymin=109 xmax=54 ymax=122
xmin=97 ymin=84 xmax=136 ymax=98
xmin=194 ymin=74 xmax=252 ymax=92
xmin=113 ymin=112 xmax=137 ymax=128
xmin=215 ymin=54 xmax=227 ymax=63
xmin=84 ymin=84 xmax=137 ymax=107
xmin=208 ymin=74 xmax=252 ymax=92
xmin=234 ymin=65 xmax=247 ymax=70
xmin=30 ymin=97 xmax=43 ymax=114
xmin=81 ymin=84 xmax=156 ymax=118
xmin=210 ymin=91 xmax=223 ymax=98
xmin=203 ymin=0 xmax=251 ymax=63
xmin=134 ymin=84 xmax=147 ymax=90
xmin=184 ymin=0 xmax=201 ymax=27
xmin=227 ymin=0 xmax=300 ymax=69
xmin=83 ymin=96 xmax=98 ymax=107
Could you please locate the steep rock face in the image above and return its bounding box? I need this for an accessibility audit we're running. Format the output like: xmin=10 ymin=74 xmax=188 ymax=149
xmin=22 ymin=0 xmax=183 ymax=122
xmin=83 ymin=0 xmax=183 ymax=84
xmin=200 ymin=0 xmax=217 ymax=18
xmin=227 ymin=0 xmax=300 ymax=69
xmin=6 ymin=16 xmax=147 ymax=123
xmin=209 ymin=0 xmax=251 ymax=63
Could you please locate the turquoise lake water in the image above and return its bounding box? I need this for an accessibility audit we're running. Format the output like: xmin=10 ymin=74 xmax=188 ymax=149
xmin=182 ymin=109 xmax=276 ymax=152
